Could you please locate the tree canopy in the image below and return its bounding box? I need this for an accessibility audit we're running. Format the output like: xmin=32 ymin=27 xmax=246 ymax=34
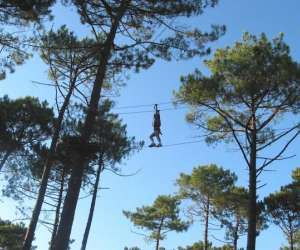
xmin=124 ymin=195 xmax=189 ymax=250
xmin=0 ymin=95 xmax=54 ymax=171
xmin=0 ymin=0 xmax=55 ymax=24
xmin=176 ymin=164 xmax=237 ymax=250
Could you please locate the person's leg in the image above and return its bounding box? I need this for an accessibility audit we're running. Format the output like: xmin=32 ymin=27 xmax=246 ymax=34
xmin=155 ymin=130 xmax=162 ymax=146
xmin=149 ymin=132 xmax=156 ymax=146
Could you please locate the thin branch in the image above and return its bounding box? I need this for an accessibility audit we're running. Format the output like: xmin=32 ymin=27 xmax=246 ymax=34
xmin=257 ymin=129 xmax=300 ymax=171
xmin=104 ymin=167 xmax=141 ymax=177
xmin=257 ymin=124 xmax=300 ymax=151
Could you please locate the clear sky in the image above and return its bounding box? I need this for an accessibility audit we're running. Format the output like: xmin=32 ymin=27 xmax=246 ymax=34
xmin=1 ymin=1 xmax=300 ymax=249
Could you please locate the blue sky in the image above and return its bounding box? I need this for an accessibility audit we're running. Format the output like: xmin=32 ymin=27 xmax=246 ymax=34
xmin=1 ymin=0 xmax=300 ymax=249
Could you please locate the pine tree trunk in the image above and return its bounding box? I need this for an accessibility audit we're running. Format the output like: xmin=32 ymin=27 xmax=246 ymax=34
xmin=204 ymin=198 xmax=210 ymax=250
xmin=52 ymin=3 xmax=129 ymax=249
xmin=233 ymin=236 xmax=238 ymax=250
xmin=155 ymin=217 xmax=164 ymax=250
xmin=233 ymin=216 xmax=239 ymax=250
xmin=80 ymin=156 xmax=104 ymax=250
xmin=155 ymin=238 xmax=160 ymax=250
xmin=23 ymin=81 xmax=74 ymax=250
xmin=0 ymin=150 xmax=11 ymax=171
xmin=289 ymin=230 xmax=294 ymax=250
xmin=50 ymin=168 xmax=66 ymax=250
xmin=290 ymin=239 xmax=294 ymax=250
xmin=247 ymin=124 xmax=257 ymax=250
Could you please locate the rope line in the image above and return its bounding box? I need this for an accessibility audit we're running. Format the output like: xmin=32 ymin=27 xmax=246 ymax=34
xmin=118 ymin=106 xmax=187 ymax=115
xmin=152 ymin=140 xmax=204 ymax=148
xmin=112 ymin=101 xmax=184 ymax=110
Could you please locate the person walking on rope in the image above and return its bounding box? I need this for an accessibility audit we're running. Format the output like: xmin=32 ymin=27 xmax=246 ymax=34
xmin=149 ymin=104 xmax=162 ymax=147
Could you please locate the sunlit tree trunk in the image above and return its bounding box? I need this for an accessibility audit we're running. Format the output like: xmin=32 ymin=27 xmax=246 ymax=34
xmin=247 ymin=112 xmax=257 ymax=250
xmin=80 ymin=156 xmax=104 ymax=250
xmin=233 ymin=216 xmax=240 ymax=250
xmin=50 ymin=168 xmax=66 ymax=249
xmin=204 ymin=198 xmax=210 ymax=250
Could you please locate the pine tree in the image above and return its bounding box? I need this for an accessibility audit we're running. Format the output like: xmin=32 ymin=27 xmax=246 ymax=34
xmin=175 ymin=33 xmax=300 ymax=250
xmin=124 ymin=195 xmax=189 ymax=250
xmin=176 ymin=164 xmax=237 ymax=250
xmin=264 ymin=170 xmax=300 ymax=250
xmin=213 ymin=187 xmax=248 ymax=250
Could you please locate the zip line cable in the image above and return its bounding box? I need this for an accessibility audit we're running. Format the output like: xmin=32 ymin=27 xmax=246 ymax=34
xmin=30 ymin=80 xmax=185 ymax=113
xmin=160 ymin=140 xmax=204 ymax=148
xmin=112 ymin=101 xmax=186 ymax=110
xmin=112 ymin=101 xmax=174 ymax=110
xmin=117 ymin=106 xmax=187 ymax=115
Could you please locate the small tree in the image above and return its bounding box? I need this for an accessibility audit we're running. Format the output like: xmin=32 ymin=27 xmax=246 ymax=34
xmin=178 ymin=241 xmax=236 ymax=250
xmin=124 ymin=195 xmax=189 ymax=250
xmin=264 ymin=171 xmax=300 ymax=250
xmin=213 ymin=187 xmax=248 ymax=250
xmin=280 ymin=230 xmax=300 ymax=250
xmin=176 ymin=164 xmax=237 ymax=250
xmin=175 ymin=33 xmax=300 ymax=250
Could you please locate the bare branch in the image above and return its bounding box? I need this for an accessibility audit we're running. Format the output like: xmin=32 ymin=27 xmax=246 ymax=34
xmin=257 ymin=129 xmax=300 ymax=171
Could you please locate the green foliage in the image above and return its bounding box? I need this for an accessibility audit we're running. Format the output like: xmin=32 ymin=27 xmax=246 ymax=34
xmin=70 ymin=0 xmax=225 ymax=71
xmin=264 ymin=176 xmax=300 ymax=249
xmin=178 ymin=241 xmax=240 ymax=250
xmin=176 ymin=165 xmax=237 ymax=249
xmin=0 ymin=29 xmax=32 ymax=80
xmin=123 ymin=195 xmax=189 ymax=243
xmin=280 ymin=232 xmax=300 ymax=250
xmin=57 ymin=100 xmax=143 ymax=173
xmin=39 ymin=25 xmax=105 ymax=88
xmin=6 ymin=99 xmax=141 ymax=199
xmin=177 ymin=164 xmax=237 ymax=202
xmin=176 ymin=32 xmax=300 ymax=146
xmin=292 ymin=168 xmax=300 ymax=183
xmin=0 ymin=1 xmax=56 ymax=79
xmin=213 ymin=187 xmax=248 ymax=244
xmin=280 ymin=229 xmax=300 ymax=250
xmin=0 ymin=95 xmax=54 ymax=170
xmin=0 ymin=0 xmax=55 ymax=24
xmin=175 ymin=32 xmax=300 ymax=249
xmin=0 ymin=218 xmax=26 ymax=250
